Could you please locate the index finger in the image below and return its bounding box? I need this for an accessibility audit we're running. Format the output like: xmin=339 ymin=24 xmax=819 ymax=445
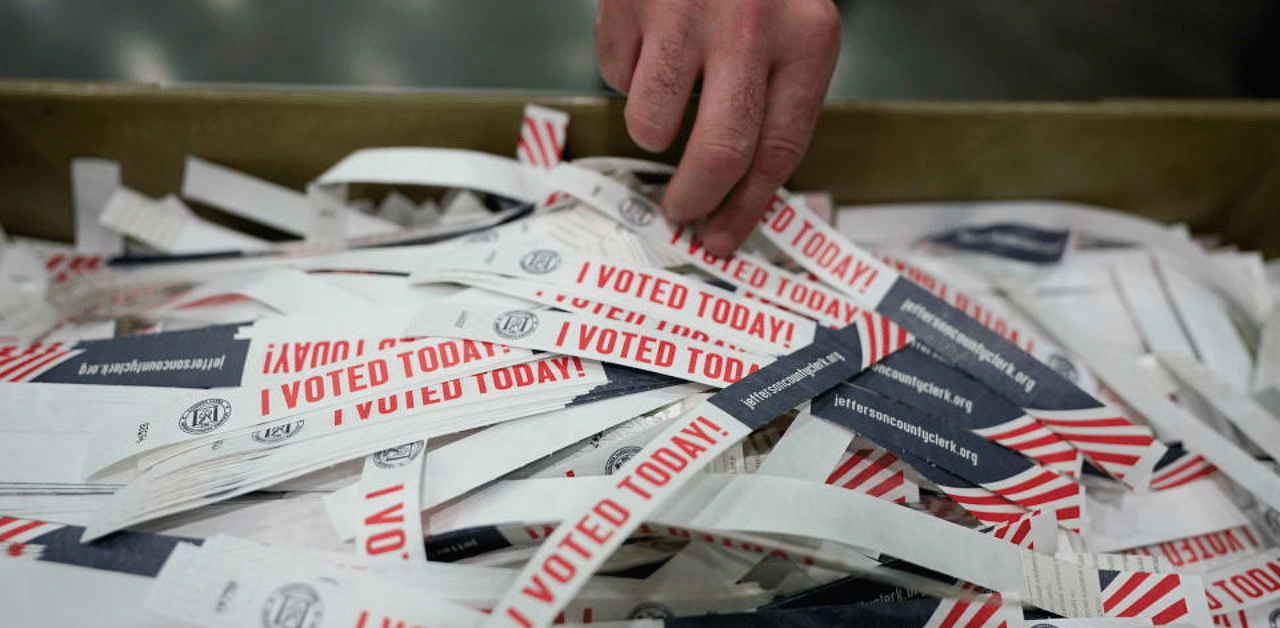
xmin=699 ymin=53 xmax=835 ymax=256
xmin=661 ymin=55 xmax=768 ymax=225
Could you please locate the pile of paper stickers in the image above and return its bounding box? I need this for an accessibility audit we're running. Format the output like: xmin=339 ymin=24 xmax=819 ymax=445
xmin=2 ymin=104 xmax=1279 ymax=628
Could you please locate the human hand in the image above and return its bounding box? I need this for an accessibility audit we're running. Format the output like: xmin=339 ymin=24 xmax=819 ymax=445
xmin=595 ymin=0 xmax=841 ymax=256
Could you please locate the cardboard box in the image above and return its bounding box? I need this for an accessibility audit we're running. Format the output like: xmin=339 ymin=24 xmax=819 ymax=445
xmin=3 ymin=80 xmax=1280 ymax=255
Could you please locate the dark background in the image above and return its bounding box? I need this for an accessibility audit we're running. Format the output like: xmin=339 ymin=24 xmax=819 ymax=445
xmin=2 ymin=0 xmax=1276 ymax=99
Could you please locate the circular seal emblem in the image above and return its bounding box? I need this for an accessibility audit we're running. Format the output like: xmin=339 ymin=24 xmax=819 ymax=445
xmin=519 ymin=249 xmax=562 ymax=275
xmin=261 ymin=583 xmax=323 ymax=628
xmin=252 ymin=420 xmax=305 ymax=444
xmin=1264 ymin=506 xmax=1280 ymax=537
xmin=1269 ymin=607 xmax=1280 ymax=628
xmin=627 ymin=602 xmax=674 ymax=619
xmin=618 ymin=196 xmax=655 ymax=227
xmin=605 ymin=445 xmax=642 ymax=475
xmin=179 ymin=398 xmax=232 ymax=435
xmin=1047 ymin=353 xmax=1079 ymax=383
xmin=493 ymin=309 xmax=539 ymax=340
xmin=373 ymin=440 xmax=425 ymax=469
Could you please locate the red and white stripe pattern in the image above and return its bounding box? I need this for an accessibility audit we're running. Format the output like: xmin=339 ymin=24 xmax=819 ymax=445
xmin=1030 ymin=405 xmax=1163 ymax=487
xmin=0 ymin=516 xmax=63 ymax=545
xmin=1 ymin=542 xmax=45 ymax=560
xmin=870 ymin=254 xmax=1163 ymax=486
xmin=1101 ymin=570 xmax=1199 ymax=625
xmin=971 ymin=414 xmax=1082 ymax=479
xmin=979 ymin=466 xmax=1084 ymax=533
xmin=44 ymin=252 xmax=104 ymax=285
xmin=924 ymin=593 xmax=1015 ymax=628
xmin=855 ymin=310 xmax=913 ymax=367
xmin=930 ymin=482 xmax=1029 ymax=527
xmin=825 ymin=446 xmax=914 ymax=503
xmin=1150 ymin=451 xmax=1218 ymax=491
xmin=876 ymin=254 xmax=1038 ymax=355
xmin=981 ymin=509 xmax=1049 ymax=550
xmin=516 ymin=104 xmax=571 ymax=207
xmin=517 ymin=104 xmax=568 ymax=169
xmin=0 ymin=342 xmax=78 ymax=382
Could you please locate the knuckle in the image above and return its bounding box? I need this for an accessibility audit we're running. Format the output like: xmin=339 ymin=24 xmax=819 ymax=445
xmin=624 ymin=36 xmax=695 ymax=147
xmin=732 ymin=1 xmax=772 ymax=39
xmin=753 ymin=135 xmax=806 ymax=181
xmin=803 ymin=2 xmax=842 ymax=49
xmin=654 ymin=37 xmax=691 ymax=92
xmin=773 ymin=0 xmax=840 ymax=52
xmin=633 ymin=36 xmax=691 ymax=100
xmin=697 ymin=136 xmax=755 ymax=177
xmin=737 ymin=75 xmax=767 ymax=122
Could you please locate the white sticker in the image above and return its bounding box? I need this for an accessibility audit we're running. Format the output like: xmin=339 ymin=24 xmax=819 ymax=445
xmin=1202 ymin=549 xmax=1280 ymax=613
xmin=518 ymin=104 xmax=569 ymax=170
xmin=99 ymin=188 xmax=271 ymax=254
xmin=1119 ymin=525 xmax=1269 ymax=575
xmin=325 ymin=385 xmax=705 ymax=541
xmin=83 ymin=332 xmax=529 ymax=478
xmin=1008 ymin=277 xmax=1280 ymax=513
xmin=183 ymin=155 xmax=399 ymax=239
xmin=1156 ymin=255 xmax=1254 ymax=396
xmin=1159 ymin=353 xmax=1280 ymax=465
xmin=355 ymin=440 xmax=427 ymax=563
xmin=144 ymin=539 xmax=484 ymax=628
xmin=71 ymin=158 xmax=124 ymax=256
xmin=80 ymin=356 xmax=605 ymax=540
xmin=405 ymin=303 xmax=774 ymax=388
xmin=1086 ymin=478 xmax=1254 ymax=554
xmin=316 ymin=147 xmax=553 ymax=206
xmin=480 ymin=326 xmax=871 ymax=628
xmin=412 ymin=244 xmax=816 ymax=355
xmin=834 ymin=199 xmax=1265 ymax=327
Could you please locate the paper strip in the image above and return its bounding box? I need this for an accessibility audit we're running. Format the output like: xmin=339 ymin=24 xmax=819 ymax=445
xmin=518 ymin=105 xmax=570 ymax=170
xmin=144 ymin=541 xmax=484 ymax=628
xmin=1201 ymin=548 xmax=1280 ymax=613
xmin=411 ymin=244 xmax=817 ymax=355
xmin=315 ymin=147 xmax=552 ymax=205
xmin=1000 ymin=279 xmax=1280 ymax=513
xmin=812 ymin=384 xmax=1084 ymax=532
xmin=405 ymin=303 xmax=773 ymax=388
xmin=326 ymin=385 xmax=704 ymax=541
xmin=834 ymin=199 xmax=1265 ymax=327
xmin=182 ymin=155 xmax=400 ymax=238
xmin=100 ymin=189 xmax=272 ymax=254
xmin=71 ymin=158 xmax=124 ymax=256
xmin=354 ymin=440 xmax=428 ymax=563
xmin=1155 ymin=255 xmax=1253 ymax=396
xmin=1121 ymin=525 xmax=1269 ymax=575
xmin=547 ymin=164 xmax=1164 ymax=486
xmin=1158 ymin=353 xmax=1280 ymax=465
xmin=481 ymin=324 xmax=871 ymax=628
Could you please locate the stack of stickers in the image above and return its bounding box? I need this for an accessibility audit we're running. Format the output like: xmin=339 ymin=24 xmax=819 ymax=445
xmin=1 ymin=105 xmax=1278 ymax=628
